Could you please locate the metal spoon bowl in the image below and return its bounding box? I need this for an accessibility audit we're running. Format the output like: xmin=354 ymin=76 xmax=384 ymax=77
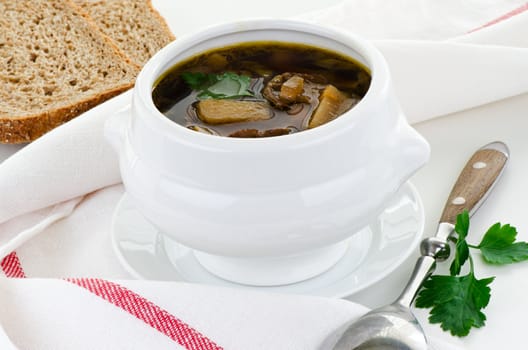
xmin=328 ymin=141 xmax=509 ymax=350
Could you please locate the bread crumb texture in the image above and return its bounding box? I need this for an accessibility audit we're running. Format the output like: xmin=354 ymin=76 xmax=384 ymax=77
xmin=75 ymin=0 xmax=175 ymax=65
xmin=0 ymin=0 xmax=139 ymax=143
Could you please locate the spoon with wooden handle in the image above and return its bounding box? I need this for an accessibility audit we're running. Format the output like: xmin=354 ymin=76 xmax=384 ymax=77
xmin=328 ymin=141 xmax=509 ymax=350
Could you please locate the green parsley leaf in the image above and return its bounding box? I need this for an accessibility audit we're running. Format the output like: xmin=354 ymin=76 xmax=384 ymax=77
xmin=450 ymin=210 xmax=470 ymax=276
xmin=207 ymin=73 xmax=253 ymax=97
xmin=415 ymin=272 xmax=494 ymax=337
xmin=181 ymin=72 xmax=254 ymax=99
xmin=181 ymin=72 xmax=213 ymax=90
xmin=477 ymin=223 xmax=528 ymax=264
xmin=455 ymin=209 xmax=470 ymax=239
xmin=418 ymin=211 xmax=528 ymax=338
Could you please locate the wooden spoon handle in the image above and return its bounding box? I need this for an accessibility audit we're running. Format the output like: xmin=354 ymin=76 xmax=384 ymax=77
xmin=439 ymin=142 xmax=509 ymax=225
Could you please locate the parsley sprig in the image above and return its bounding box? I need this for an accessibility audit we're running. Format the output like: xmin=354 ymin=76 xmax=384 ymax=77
xmin=181 ymin=72 xmax=254 ymax=100
xmin=416 ymin=211 xmax=528 ymax=337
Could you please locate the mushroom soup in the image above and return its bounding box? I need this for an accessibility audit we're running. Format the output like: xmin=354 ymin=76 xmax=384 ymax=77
xmin=152 ymin=42 xmax=371 ymax=137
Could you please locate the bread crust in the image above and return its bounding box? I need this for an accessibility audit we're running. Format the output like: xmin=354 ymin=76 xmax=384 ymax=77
xmin=0 ymin=83 xmax=134 ymax=143
xmin=146 ymin=0 xmax=176 ymax=42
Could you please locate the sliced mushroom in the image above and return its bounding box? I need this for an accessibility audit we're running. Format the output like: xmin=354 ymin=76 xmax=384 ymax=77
xmin=229 ymin=128 xmax=292 ymax=138
xmin=308 ymin=85 xmax=355 ymax=129
xmin=187 ymin=125 xmax=217 ymax=135
xmin=196 ymin=100 xmax=272 ymax=125
xmin=262 ymin=74 xmax=291 ymax=109
xmin=261 ymin=128 xmax=291 ymax=137
xmin=262 ymin=72 xmax=326 ymax=109
xmin=205 ymin=53 xmax=229 ymax=70
xmin=229 ymin=129 xmax=260 ymax=138
xmin=279 ymin=75 xmax=305 ymax=103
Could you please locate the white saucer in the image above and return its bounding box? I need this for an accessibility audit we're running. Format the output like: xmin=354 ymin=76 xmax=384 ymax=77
xmin=111 ymin=181 xmax=424 ymax=298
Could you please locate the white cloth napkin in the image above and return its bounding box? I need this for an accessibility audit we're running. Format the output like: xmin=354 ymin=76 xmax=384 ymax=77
xmin=0 ymin=278 xmax=360 ymax=350
xmin=1 ymin=0 xmax=527 ymax=348
xmin=0 ymin=277 xmax=466 ymax=350
xmin=300 ymin=1 xmax=528 ymax=123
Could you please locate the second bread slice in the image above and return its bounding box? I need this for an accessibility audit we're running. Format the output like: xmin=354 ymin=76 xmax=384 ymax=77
xmin=0 ymin=0 xmax=139 ymax=143
xmin=75 ymin=0 xmax=175 ymax=66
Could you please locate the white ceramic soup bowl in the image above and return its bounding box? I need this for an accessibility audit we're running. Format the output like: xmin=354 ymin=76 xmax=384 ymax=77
xmin=105 ymin=19 xmax=430 ymax=286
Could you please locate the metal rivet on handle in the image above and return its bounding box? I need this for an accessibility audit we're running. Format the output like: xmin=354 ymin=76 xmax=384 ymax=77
xmin=452 ymin=197 xmax=466 ymax=205
xmin=473 ymin=162 xmax=487 ymax=169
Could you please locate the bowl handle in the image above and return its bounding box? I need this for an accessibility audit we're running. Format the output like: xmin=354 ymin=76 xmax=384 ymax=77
xmin=104 ymin=104 xmax=131 ymax=154
xmin=398 ymin=122 xmax=430 ymax=181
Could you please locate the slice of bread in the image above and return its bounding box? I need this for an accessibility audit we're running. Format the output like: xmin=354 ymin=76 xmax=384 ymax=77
xmin=0 ymin=0 xmax=139 ymax=143
xmin=75 ymin=0 xmax=175 ymax=66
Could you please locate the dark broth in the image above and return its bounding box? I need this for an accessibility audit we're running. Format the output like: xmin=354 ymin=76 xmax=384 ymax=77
xmin=152 ymin=42 xmax=371 ymax=137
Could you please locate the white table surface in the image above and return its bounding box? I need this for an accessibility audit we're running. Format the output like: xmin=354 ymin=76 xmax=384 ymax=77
xmin=2 ymin=1 xmax=526 ymax=348
xmin=366 ymin=93 xmax=528 ymax=349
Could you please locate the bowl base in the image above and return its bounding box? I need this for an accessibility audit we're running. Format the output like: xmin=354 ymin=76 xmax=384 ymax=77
xmin=179 ymin=234 xmax=365 ymax=287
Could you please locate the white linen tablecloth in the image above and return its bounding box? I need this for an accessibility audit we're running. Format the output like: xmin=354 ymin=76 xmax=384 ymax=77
xmin=1 ymin=1 xmax=528 ymax=348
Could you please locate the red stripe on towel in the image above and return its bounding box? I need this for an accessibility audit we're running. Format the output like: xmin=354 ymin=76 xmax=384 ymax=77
xmin=469 ymin=3 xmax=528 ymax=32
xmin=1 ymin=252 xmax=26 ymax=278
xmin=66 ymin=278 xmax=223 ymax=350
